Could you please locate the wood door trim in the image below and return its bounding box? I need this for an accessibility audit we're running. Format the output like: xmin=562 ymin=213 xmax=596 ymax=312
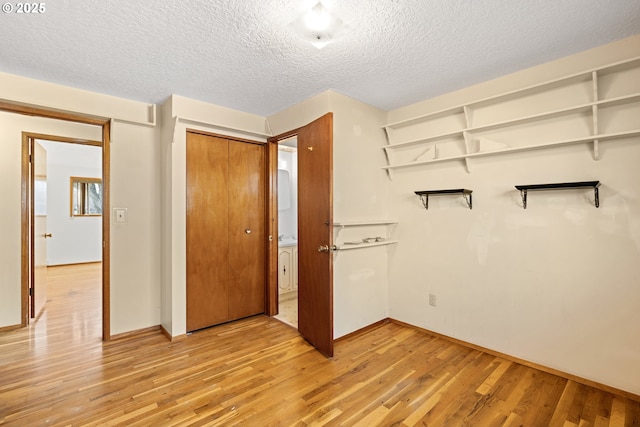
xmin=186 ymin=128 xmax=266 ymax=146
xmin=13 ymin=105 xmax=111 ymax=340
xmin=265 ymin=132 xmax=298 ymax=316
xmin=20 ymin=134 xmax=29 ymax=326
xmin=0 ymin=102 xmax=108 ymax=126
xmin=20 ymin=132 xmax=103 ymax=146
xmin=266 ymin=140 xmax=278 ymax=316
xmin=102 ymin=122 xmax=111 ymax=341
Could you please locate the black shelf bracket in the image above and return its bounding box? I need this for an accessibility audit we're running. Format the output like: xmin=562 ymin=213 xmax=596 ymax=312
xmin=415 ymin=189 xmax=473 ymax=210
xmin=515 ymin=181 xmax=600 ymax=209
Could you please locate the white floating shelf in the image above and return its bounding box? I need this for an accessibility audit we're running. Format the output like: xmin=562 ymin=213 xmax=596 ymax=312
xmin=336 ymin=241 xmax=399 ymax=251
xmin=334 ymin=221 xmax=398 ymax=227
xmin=381 ymin=56 xmax=640 ymax=178
xmin=382 ymin=129 xmax=640 ymax=171
xmin=382 ymin=92 xmax=640 ymax=152
xmin=383 ymin=56 xmax=640 ymax=130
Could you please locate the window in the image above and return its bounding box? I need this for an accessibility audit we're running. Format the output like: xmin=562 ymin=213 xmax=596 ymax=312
xmin=70 ymin=177 xmax=102 ymax=216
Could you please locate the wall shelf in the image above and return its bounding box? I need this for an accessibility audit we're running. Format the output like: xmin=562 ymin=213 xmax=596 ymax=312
xmin=415 ymin=189 xmax=473 ymax=210
xmin=382 ymin=130 xmax=640 ymax=171
xmin=383 ymin=93 xmax=640 ymax=153
xmin=336 ymin=240 xmax=399 ymax=251
xmin=334 ymin=220 xmax=398 ymax=227
xmin=333 ymin=221 xmax=398 ymax=251
xmin=515 ymin=181 xmax=601 ymax=209
xmin=381 ymin=56 xmax=640 ymax=176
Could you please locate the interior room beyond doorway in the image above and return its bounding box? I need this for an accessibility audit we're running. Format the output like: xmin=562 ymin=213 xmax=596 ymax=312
xmin=274 ymin=136 xmax=298 ymax=328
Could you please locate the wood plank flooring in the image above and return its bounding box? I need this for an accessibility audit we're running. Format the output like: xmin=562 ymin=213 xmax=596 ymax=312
xmin=1 ymin=264 xmax=639 ymax=426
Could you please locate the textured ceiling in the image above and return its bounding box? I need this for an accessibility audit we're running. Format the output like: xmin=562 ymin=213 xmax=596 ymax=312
xmin=1 ymin=1 xmax=639 ymax=117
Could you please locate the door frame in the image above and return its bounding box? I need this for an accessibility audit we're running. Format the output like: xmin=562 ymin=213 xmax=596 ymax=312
xmin=30 ymin=140 xmax=48 ymax=319
xmin=2 ymin=102 xmax=112 ymax=341
xmin=266 ymin=130 xmax=298 ymax=317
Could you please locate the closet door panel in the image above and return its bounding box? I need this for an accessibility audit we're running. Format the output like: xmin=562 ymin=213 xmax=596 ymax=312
xmin=186 ymin=134 xmax=230 ymax=331
xmin=228 ymin=140 xmax=266 ymax=320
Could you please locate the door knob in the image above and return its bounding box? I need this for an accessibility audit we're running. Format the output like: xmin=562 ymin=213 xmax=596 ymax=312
xmin=318 ymin=245 xmax=337 ymax=253
xmin=245 ymin=229 xmax=252 ymax=234
xmin=44 ymin=233 xmax=52 ymax=238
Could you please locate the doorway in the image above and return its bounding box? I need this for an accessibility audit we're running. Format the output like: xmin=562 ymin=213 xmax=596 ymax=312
xmin=274 ymin=137 xmax=299 ymax=328
xmin=20 ymin=127 xmax=110 ymax=340
xmin=29 ymin=139 xmax=103 ymax=325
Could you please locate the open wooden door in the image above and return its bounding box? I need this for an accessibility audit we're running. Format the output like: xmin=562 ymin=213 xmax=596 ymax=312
xmin=296 ymin=113 xmax=334 ymax=357
xmin=31 ymin=141 xmax=48 ymax=319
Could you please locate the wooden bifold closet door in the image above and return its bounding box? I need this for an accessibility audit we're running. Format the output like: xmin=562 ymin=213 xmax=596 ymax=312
xmin=186 ymin=132 xmax=265 ymax=332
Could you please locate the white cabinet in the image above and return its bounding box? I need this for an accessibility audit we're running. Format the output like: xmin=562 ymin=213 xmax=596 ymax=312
xmin=278 ymin=246 xmax=297 ymax=293
xmin=292 ymin=246 xmax=298 ymax=290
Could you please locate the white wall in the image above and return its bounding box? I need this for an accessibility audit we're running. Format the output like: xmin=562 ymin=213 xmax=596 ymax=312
xmin=268 ymin=91 xmax=391 ymax=338
xmin=329 ymin=92 xmax=391 ymax=338
xmin=0 ymin=73 xmax=161 ymax=335
xmin=386 ymin=35 xmax=640 ymax=395
xmin=110 ymin=121 xmax=162 ymax=335
xmin=38 ymin=141 xmax=102 ymax=266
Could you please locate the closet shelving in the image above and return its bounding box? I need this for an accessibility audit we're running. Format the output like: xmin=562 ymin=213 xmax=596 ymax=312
xmin=381 ymin=56 xmax=640 ymax=177
xmin=333 ymin=221 xmax=398 ymax=251
xmin=515 ymin=181 xmax=600 ymax=209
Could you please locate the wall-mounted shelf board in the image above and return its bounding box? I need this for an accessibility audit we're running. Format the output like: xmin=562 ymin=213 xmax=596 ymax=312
xmin=334 ymin=221 xmax=399 ymax=251
xmin=381 ymin=55 xmax=640 ymax=176
xmin=382 ymin=92 xmax=640 ymax=152
xmin=415 ymin=189 xmax=473 ymax=210
xmin=334 ymin=220 xmax=398 ymax=227
xmin=383 ymin=56 xmax=640 ymax=130
xmin=382 ymin=129 xmax=640 ymax=171
xmin=336 ymin=240 xmax=399 ymax=251
xmin=515 ymin=181 xmax=600 ymax=209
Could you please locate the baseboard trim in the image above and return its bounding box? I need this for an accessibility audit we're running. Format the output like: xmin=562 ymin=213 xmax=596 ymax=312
xmin=47 ymin=261 xmax=102 ymax=268
xmin=33 ymin=306 xmax=45 ymax=322
xmin=0 ymin=324 xmax=22 ymax=332
xmin=109 ymin=325 xmax=161 ymax=341
xmin=335 ymin=318 xmax=390 ymax=343
xmin=160 ymin=325 xmax=188 ymax=342
xmin=160 ymin=325 xmax=172 ymax=341
xmin=389 ymin=318 xmax=640 ymax=403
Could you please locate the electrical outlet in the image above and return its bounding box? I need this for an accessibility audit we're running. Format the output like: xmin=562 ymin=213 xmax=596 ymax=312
xmin=429 ymin=293 xmax=437 ymax=307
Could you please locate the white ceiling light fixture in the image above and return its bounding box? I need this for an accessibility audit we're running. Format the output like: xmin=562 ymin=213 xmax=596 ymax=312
xmin=304 ymin=2 xmax=331 ymax=31
xmin=290 ymin=1 xmax=349 ymax=49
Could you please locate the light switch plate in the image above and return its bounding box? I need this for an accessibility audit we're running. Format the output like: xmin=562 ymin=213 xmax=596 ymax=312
xmin=114 ymin=208 xmax=127 ymax=223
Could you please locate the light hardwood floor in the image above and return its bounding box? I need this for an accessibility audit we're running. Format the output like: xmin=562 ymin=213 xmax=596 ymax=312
xmin=1 ymin=264 xmax=639 ymax=426
xmin=274 ymin=290 xmax=298 ymax=328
